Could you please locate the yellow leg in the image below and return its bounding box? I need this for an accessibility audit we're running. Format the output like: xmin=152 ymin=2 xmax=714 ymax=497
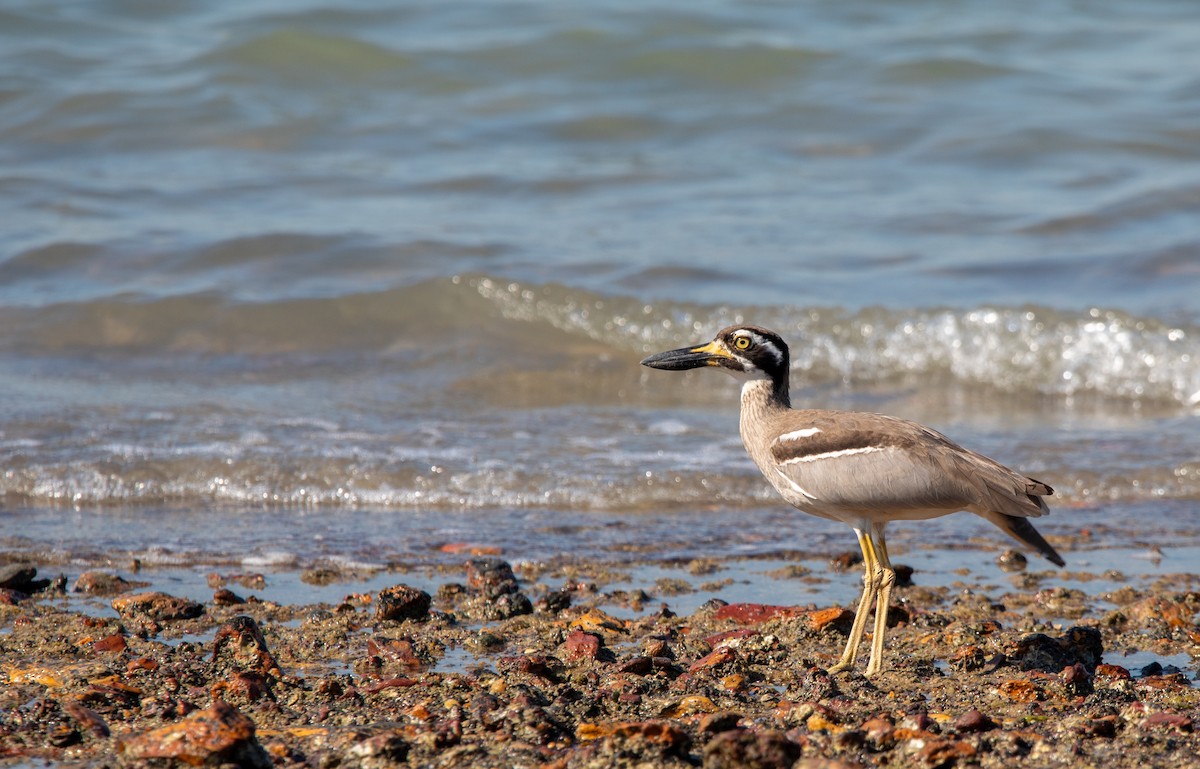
xmin=865 ymin=527 xmax=896 ymax=677
xmin=829 ymin=529 xmax=880 ymax=674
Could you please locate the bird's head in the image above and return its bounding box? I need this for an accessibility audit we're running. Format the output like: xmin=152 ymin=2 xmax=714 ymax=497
xmin=641 ymin=325 xmax=791 ymax=388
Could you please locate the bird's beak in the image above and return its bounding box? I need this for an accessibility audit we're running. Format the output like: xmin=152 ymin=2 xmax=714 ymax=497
xmin=641 ymin=340 xmax=729 ymax=371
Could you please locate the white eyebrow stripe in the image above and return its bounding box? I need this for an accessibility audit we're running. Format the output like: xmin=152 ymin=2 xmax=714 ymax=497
xmin=774 ymin=468 xmax=817 ymax=500
xmin=779 ymin=446 xmax=885 ymax=465
xmin=775 ymin=427 xmax=823 ymax=443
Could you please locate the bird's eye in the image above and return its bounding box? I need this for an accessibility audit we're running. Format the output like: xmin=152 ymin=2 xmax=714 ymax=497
xmin=733 ymin=336 xmax=751 ymax=350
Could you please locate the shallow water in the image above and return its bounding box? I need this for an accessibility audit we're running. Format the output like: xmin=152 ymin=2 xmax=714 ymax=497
xmin=1 ymin=1 xmax=1198 ymax=565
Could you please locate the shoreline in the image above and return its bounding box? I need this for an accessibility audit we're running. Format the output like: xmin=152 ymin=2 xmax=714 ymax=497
xmin=1 ymin=546 xmax=1197 ymax=767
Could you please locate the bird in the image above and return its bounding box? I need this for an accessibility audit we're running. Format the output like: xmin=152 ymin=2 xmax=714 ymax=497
xmin=641 ymin=324 xmax=1064 ymax=677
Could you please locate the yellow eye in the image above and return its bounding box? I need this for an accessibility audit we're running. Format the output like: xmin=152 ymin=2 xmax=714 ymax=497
xmin=733 ymin=336 xmax=751 ymax=350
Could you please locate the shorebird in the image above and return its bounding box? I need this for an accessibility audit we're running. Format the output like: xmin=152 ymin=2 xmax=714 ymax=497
xmin=641 ymin=324 xmax=1064 ymax=676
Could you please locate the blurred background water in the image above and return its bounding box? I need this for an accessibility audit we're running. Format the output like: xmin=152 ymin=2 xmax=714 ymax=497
xmin=1 ymin=0 xmax=1197 ymax=567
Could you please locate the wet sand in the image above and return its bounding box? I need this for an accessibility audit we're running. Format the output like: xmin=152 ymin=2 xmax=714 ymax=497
xmin=1 ymin=544 xmax=1197 ymax=768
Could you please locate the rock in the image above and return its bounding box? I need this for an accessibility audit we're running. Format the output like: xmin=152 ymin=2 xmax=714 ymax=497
xmin=212 ymin=615 xmax=280 ymax=675
xmin=346 ymin=729 xmax=410 ymax=765
xmin=578 ymin=721 xmax=691 ymax=760
xmin=464 ymin=557 xmax=519 ymax=597
xmin=117 ymin=699 xmax=272 ymax=768
xmin=375 ymin=584 xmax=431 ymax=623
xmin=111 ymin=592 xmax=204 ymax=622
xmin=92 ymin=633 xmax=128 ymax=654
xmin=830 ymin=551 xmax=863 ymax=570
xmin=0 ymin=563 xmax=46 ymax=592
xmin=808 ymin=607 xmax=855 ymax=632
xmin=1009 ymin=625 xmax=1103 ymax=672
xmin=713 ymin=603 xmax=803 ymax=624
xmin=702 ymin=728 xmax=801 ymax=769
xmin=893 ymin=564 xmax=915 ymax=587
xmin=1141 ymin=711 xmax=1193 ymax=732
xmin=498 ymin=654 xmax=564 ymax=683
xmin=0 ymin=588 xmax=28 ymax=605
xmin=564 ymin=630 xmax=603 ymax=661
xmin=536 ymin=588 xmax=572 ymax=614
xmin=698 ymin=711 xmax=743 ymax=734
xmin=952 ymin=709 xmax=996 ymax=733
xmin=212 ymin=588 xmax=245 ymax=605
xmin=62 ymin=701 xmax=110 ymax=739
xmin=74 ymin=571 xmax=145 ymax=596
xmin=996 ymin=549 xmax=1027 ymax=572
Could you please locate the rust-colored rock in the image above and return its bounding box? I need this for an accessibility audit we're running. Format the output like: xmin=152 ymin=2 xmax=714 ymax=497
xmin=375 ymin=584 xmax=432 ymax=622
xmin=212 ymin=588 xmax=245 ymax=606
xmin=808 ymin=607 xmax=854 ymax=632
xmin=689 ymin=645 xmax=736 ymax=673
xmin=117 ymin=699 xmax=271 ymax=768
xmin=0 ymin=588 xmax=29 ymax=605
xmin=111 ymin=591 xmax=204 ymax=622
xmin=92 ymin=633 xmax=128 ymax=654
xmin=713 ymin=603 xmax=803 ymax=624
xmin=918 ymin=738 xmax=976 ymax=766
xmin=998 ymin=679 xmax=1043 ymax=703
xmin=564 ymin=630 xmax=603 ymax=661
xmin=367 ymin=636 xmax=424 ymax=669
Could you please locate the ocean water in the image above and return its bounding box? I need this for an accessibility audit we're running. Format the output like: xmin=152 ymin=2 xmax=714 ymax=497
xmin=1 ymin=1 xmax=1198 ymax=568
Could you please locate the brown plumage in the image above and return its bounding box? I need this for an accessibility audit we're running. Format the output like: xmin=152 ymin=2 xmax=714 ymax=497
xmin=642 ymin=324 xmax=1063 ymax=676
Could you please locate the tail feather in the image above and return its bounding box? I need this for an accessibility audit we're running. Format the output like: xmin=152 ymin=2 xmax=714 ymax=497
xmin=981 ymin=509 xmax=1065 ymax=567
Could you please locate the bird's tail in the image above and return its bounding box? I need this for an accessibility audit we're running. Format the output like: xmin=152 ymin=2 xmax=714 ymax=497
xmin=981 ymin=508 xmax=1065 ymax=567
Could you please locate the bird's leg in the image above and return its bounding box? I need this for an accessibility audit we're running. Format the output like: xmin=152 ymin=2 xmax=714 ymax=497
xmin=829 ymin=529 xmax=880 ymax=674
xmin=864 ymin=527 xmax=896 ymax=677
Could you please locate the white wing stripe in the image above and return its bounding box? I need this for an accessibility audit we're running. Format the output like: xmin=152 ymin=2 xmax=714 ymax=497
xmin=779 ymin=446 xmax=884 ymax=465
xmin=775 ymin=427 xmax=823 ymax=443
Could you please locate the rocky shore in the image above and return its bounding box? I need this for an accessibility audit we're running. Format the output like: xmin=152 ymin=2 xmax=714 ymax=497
xmin=0 ymin=551 xmax=1197 ymax=768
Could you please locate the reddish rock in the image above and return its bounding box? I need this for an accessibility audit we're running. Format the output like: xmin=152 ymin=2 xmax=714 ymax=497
xmin=1094 ymin=663 xmax=1131 ymax=681
xmin=367 ymin=636 xmax=424 ymax=669
xmin=689 ymin=646 xmax=736 ymax=673
xmin=117 ymin=699 xmax=271 ymax=768
xmin=918 ymin=738 xmax=976 ymax=766
xmin=704 ymin=628 xmax=759 ymax=647
xmin=212 ymin=588 xmax=245 ymax=605
xmin=362 ymin=677 xmax=419 ymax=693
xmin=0 ymin=588 xmax=28 ymax=605
xmin=564 ymin=630 xmax=603 ymax=661
xmin=111 ymin=592 xmax=204 ymax=622
xmin=1142 ymin=711 xmax=1194 ymax=732
xmin=953 ymin=709 xmax=997 ymax=733
xmin=615 ymin=656 xmax=654 ymax=675
xmin=375 ymin=584 xmax=432 ymax=622
xmin=92 ymin=633 xmax=128 ymax=654
xmin=438 ymin=542 xmax=502 ymax=556
xmin=714 ymin=603 xmax=803 ymax=624
xmin=808 ymin=607 xmax=854 ymax=632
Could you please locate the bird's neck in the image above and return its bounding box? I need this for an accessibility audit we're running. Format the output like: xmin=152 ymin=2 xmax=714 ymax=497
xmin=740 ymin=376 xmax=791 ymax=417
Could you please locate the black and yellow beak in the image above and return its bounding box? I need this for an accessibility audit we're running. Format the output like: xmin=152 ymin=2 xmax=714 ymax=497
xmin=641 ymin=340 xmax=731 ymax=371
